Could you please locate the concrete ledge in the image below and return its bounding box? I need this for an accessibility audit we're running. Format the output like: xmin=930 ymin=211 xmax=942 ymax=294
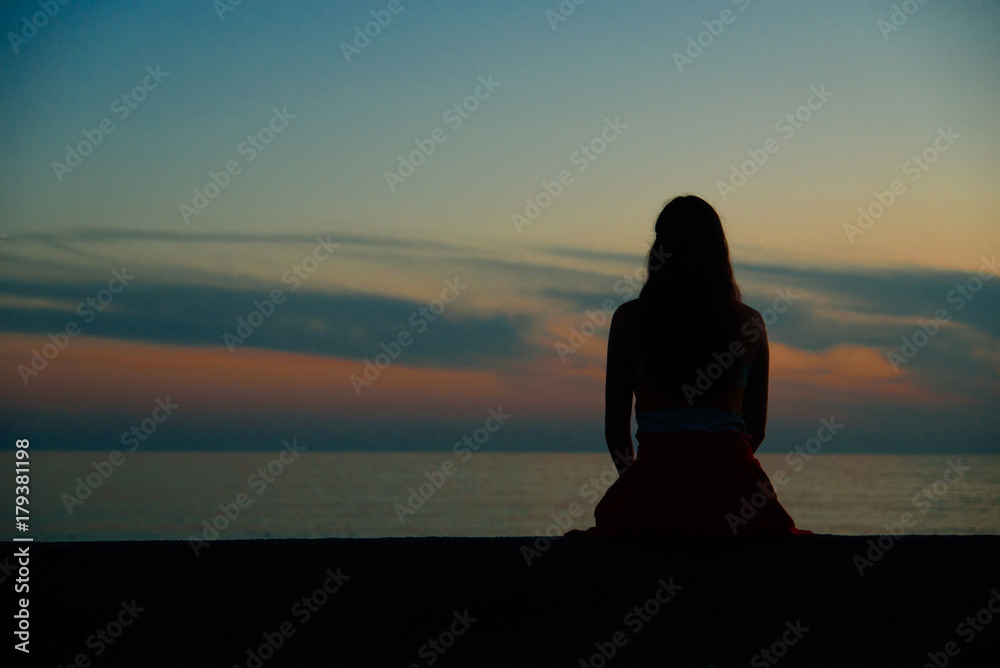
xmin=24 ymin=535 xmax=1000 ymax=666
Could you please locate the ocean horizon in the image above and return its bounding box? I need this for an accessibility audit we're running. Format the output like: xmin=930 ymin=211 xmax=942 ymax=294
xmin=10 ymin=452 xmax=999 ymax=542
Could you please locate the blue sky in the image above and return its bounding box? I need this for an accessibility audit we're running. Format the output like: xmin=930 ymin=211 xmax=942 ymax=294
xmin=0 ymin=0 xmax=998 ymax=454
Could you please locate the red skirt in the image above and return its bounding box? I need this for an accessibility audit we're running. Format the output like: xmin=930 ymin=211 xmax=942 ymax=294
xmin=567 ymin=430 xmax=812 ymax=539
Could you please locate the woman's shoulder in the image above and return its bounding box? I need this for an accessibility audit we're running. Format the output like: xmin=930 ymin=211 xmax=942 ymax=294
xmin=736 ymin=301 xmax=760 ymax=320
xmin=736 ymin=302 xmax=766 ymax=328
xmin=735 ymin=301 xmax=768 ymax=351
xmin=616 ymin=298 xmax=641 ymax=315
xmin=612 ymin=298 xmax=641 ymax=326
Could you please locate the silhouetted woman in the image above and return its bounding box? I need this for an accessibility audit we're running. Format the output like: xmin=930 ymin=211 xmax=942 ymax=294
xmin=569 ymin=195 xmax=811 ymax=538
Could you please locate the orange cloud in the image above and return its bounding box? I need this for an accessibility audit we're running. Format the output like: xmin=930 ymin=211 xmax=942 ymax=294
xmin=0 ymin=335 xmax=599 ymax=420
xmin=769 ymin=342 xmax=935 ymax=404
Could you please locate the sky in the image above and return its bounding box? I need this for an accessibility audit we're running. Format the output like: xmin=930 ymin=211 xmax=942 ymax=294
xmin=0 ymin=0 xmax=998 ymax=455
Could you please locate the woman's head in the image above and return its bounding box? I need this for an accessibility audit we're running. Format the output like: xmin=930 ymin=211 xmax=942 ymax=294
xmin=638 ymin=195 xmax=743 ymax=389
xmin=645 ymin=195 xmax=740 ymax=303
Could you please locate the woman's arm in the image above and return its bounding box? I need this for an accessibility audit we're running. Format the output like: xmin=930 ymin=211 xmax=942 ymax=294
xmin=742 ymin=312 xmax=769 ymax=453
xmin=605 ymin=302 xmax=636 ymax=474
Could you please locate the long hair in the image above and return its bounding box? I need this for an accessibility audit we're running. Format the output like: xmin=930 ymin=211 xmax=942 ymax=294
xmin=637 ymin=195 xmax=743 ymax=391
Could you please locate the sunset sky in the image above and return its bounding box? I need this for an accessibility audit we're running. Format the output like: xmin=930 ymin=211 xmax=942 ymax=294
xmin=1 ymin=0 xmax=998 ymax=455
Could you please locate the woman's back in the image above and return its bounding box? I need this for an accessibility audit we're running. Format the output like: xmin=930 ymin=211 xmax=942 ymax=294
xmin=607 ymin=298 xmax=769 ymax=451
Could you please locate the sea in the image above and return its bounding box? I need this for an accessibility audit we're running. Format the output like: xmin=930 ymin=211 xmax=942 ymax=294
xmin=8 ymin=452 xmax=1000 ymax=541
